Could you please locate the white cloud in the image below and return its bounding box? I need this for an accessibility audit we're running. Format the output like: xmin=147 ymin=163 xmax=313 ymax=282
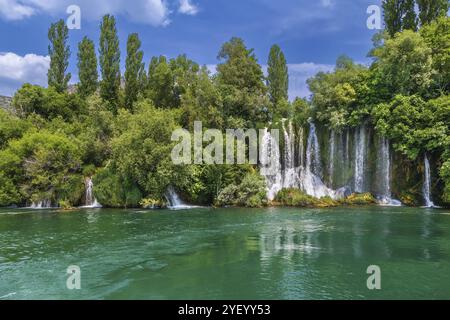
xmin=178 ymin=0 xmax=198 ymax=16
xmin=0 ymin=0 xmax=172 ymax=26
xmin=0 ymin=52 xmax=49 ymax=96
xmin=0 ymin=0 xmax=35 ymax=20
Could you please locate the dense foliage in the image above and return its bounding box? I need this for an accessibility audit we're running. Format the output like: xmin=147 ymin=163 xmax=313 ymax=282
xmin=0 ymin=8 xmax=449 ymax=208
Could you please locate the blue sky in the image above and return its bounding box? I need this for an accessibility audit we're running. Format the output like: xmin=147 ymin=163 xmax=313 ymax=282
xmin=0 ymin=0 xmax=382 ymax=98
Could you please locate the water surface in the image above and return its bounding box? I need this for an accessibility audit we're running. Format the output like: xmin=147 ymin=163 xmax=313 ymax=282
xmin=1 ymin=206 xmax=449 ymax=300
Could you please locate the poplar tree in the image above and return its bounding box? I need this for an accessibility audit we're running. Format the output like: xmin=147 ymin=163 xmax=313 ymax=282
xmin=124 ymin=33 xmax=145 ymax=109
xmin=99 ymin=14 xmax=121 ymax=111
xmin=267 ymin=44 xmax=289 ymax=105
xmin=416 ymin=0 xmax=449 ymax=26
xmin=47 ymin=19 xmax=71 ymax=93
xmin=77 ymin=37 xmax=98 ymax=97
xmin=382 ymin=0 xmax=417 ymax=36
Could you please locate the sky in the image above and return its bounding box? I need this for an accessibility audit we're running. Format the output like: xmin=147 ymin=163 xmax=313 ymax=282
xmin=0 ymin=0 xmax=383 ymax=98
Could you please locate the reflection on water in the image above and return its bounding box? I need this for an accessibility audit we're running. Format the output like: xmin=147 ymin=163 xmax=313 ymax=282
xmin=0 ymin=206 xmax=450 ymax=299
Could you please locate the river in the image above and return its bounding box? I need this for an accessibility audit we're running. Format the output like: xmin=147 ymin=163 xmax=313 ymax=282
xmin=1 ymin=206 xmax=449 ymax=299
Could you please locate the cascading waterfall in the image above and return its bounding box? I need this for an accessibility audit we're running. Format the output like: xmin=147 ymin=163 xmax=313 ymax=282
xmin=300 ymin=121 xmax=344 ymax=199
xmin=329 ymin=131 xmax=335 ymax=186
xmin=283 ymin=121 xmax=298 ymax=189
xmin=298 ymin=127 xmax=304 ymax=168
xmin=354 ymin=125 xmax=366 ymax=193
xmin=165 ymin=186 xmax=197 ymax=209
xmin=261 ymin=120 xmax=348 ymax=201
xmin=377 ymin=138 xmax=401 ymax=206
xmin=30 ymin=199 xmax=52 ymax=209
xmin=82 ymin=178 xmax=102 ymax=208
xmin=261 ymin=128 xmax=283 ymax=200
xmin=423 ymin=155 xmax=435 ymax=208
xmin=306 ymin=120 xmax=323 ymax=178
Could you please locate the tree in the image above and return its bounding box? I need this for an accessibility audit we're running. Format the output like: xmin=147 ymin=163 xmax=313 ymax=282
xmin=0 ymin=131 xmax=84 ymax=206
xmin=124 ymin=33 xmax=145 ymax=110
xmin=12 ymin=84 xmax=85 ymax=120
xmin=382 ymin=0 xmax=417 ymax=36
xmin=0 ymin=109 xmax=29 ymax=150
xmin=99 ymin=14 xmax=121 ymax=112
xmin=77 ymin=37 xmax=98 ymax=97
xmin=372 ymin=95 xmax=448 ymax=160
xmin=371 ymin=30 xmax=433 ymax=97
xmin=267 ymin=45 xmax=289 ymax=106
xmin=146 ymin=54 xmax=200 ymax=109
xmin=47 ymin=20 xmax=71 ymax=93
xmin=216 ymin=37 xmax=268 ymax=125
xmin=307 ymin=56 xmax=369 ymax=130
xmin=146 ymin=56 xmax=174 ymax=108
xmin=420 ymin=17 xmax=450 ymax=95
xmin=99 ymin=101 xmax=192 ymax=204
xmin=417 ymin=0 xmax=449 ymax=26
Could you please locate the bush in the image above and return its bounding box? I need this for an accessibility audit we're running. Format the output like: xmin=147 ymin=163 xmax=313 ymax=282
xmin=216 ymin=171 xmax=267 ymax=207
xmin=0 ymin=130 xmax=83 ymax=207
xmin=93 ymin=166 xmax=142 ymax=208
xmin=140 ymin=198 xmax=167 ymax=209
xmin=13 ymin=84 xmax=85 ymax=120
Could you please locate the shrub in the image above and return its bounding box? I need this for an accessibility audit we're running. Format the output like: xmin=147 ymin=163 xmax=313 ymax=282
xmin=216 ymin=171 xmax=267 ymax=207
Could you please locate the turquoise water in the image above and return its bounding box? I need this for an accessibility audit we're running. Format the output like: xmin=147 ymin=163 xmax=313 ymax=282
xmin=0 ymin=206 xmax=450 ymax=300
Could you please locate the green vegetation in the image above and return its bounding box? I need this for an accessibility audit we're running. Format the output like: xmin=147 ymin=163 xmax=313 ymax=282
xmin=99 ymin=14 xmax=121 ymax=111
xmin=274 ymin=189 xmax=377 ymax=208
xmin=216 ymin=171 xmax=268 ymax=208
xmin=308 ymin=11 xmax=449 ymax=206
xmin=47 ymin=20 xmax=71 ymax=93
xmin=77 ymin=37 xmax=98 ymax=98
xmin=0 ymin=8 xmax=448 ymax=209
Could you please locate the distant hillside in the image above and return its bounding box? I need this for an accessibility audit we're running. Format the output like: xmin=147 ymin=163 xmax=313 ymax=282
xmin=0 ymin=95 xmax=12 ymax=111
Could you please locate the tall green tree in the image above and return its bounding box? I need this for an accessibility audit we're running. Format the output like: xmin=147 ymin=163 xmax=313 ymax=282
xmin=420 ymin=17 xmax=450 ymax=94
xmin=216 ymin=37 xmax=268 ymax=124
xmin=77 ymin=37 xmax=98 ymax=97
xmin=417 ymin=0 xmax=449 ymax=26
xmin=382 ymin=0 xmax=418 ymax=36
xmin=124 ymin=33 xmax=145 ymax=110
xmin=146 ymin=56 xmax=174 ymax=108
xmin=267 ymin=44 xmax=289 ymax=106
xmin=47 ymin=20 xmax=71 ymax=93
xmin=99 ymin=14 xmax=121 ymax=112
xmin=372 ymin=30 xmax=433 ymax=97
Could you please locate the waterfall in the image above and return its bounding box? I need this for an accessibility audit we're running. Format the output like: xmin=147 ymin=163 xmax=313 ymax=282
xmin=283 ymin=121 xmax=295 ymax=169
xmin=354 ymin=125 xmax=366 ymax=193
xmin=377 ymin=138 xmax=401 ymax=206
xmin=423 ymin=155 xmax=436 ymax=208
xmin=283 ymin=121 xmax=298 ymax=189
xmin=30 ymin=199 xmax=52 ymax=209
xmin=345 ymin=129 xmax=350 ymax=166
xmin=300 ymin=120 xmax=344 ymax=199
xmin=329 ymin=131 xmax=335 ymax=187
xmin=298 ymin=127 xmax=304 ymax=168
xmin=261 ymin=120 xmax=348 ymax=201
xmin=261 ymin=128 xmax=283 ymax=201
xmin=81 ymin=178 xmax=102 ymax=208
xmin=165 ymin=186 xmax=197 ymax=209
xmin=306 ymin=120 xmax=322 ymax=178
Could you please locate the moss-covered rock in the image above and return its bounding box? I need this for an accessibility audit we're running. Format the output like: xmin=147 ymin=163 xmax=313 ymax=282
xmin=340 ymin=193 xmax=376 ymax=205
xmin=274 ymin=188 xmax=339 ymax=208
xmin=399 ymin=191 xmax=421 ymax=207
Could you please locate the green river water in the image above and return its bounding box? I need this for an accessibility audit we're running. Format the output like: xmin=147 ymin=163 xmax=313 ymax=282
xmin=1 ymin=206 xmax=450 ymax=300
